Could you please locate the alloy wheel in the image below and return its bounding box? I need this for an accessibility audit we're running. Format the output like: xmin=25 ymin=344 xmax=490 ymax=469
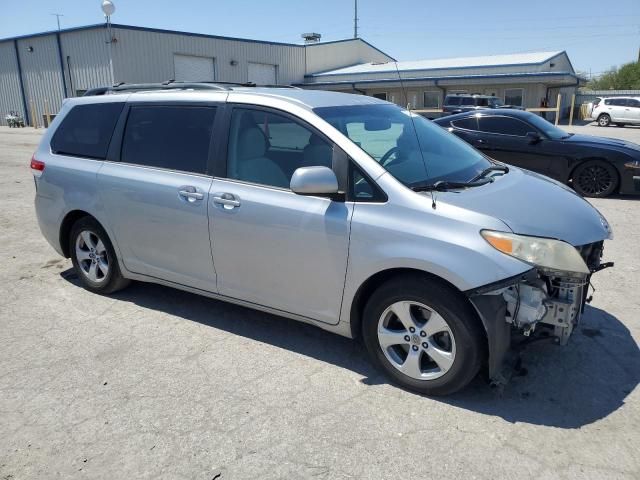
xmin=576 ymin=164 xmax=614 ymax=196
xmin=75 ymin=230 xmax=109 ymax=283
xmin=377 ymin=301 xmax=456 ymax=381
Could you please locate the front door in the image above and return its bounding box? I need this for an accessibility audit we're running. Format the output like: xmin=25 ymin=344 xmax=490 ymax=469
xmin=208 ymin=106 xmax=351 ymax=324
xmin=98 ymin=104 xmax=219 ymax=291
xmin=475 ymin=115 xmax=558 ymax=177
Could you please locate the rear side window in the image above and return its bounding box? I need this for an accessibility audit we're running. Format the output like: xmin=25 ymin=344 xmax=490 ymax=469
xmin=446 ymin=97 xmax=461 ymax=106
xmin=121 ymin=105 xmax=217 ymax=174
xmin=478 ymin=116 xmax=530 ymax=136
xmin=460 ymin=97 xmax=474 ymax=106
xmin=451 ymin=117 xmax=479 ymax=131
xmin=51 ymin=102 xmax=124 ymax=159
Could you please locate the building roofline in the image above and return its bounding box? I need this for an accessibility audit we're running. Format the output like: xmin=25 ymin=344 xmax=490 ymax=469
xmin=305 ymin=37 xmax=396 ymax=62
xmin=0 ymin=23 xmax=383 ymax=50
xmin=299 ymin=71 xmax=580 ymax=87
xmin=307 ymin=51 xmax=567 ymax=78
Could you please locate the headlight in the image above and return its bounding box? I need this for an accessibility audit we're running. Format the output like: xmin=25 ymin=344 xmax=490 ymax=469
xmin=481 ymin=230 xmax=589 ymax=275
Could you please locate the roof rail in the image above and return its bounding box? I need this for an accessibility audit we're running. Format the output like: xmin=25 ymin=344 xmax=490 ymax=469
xmin=83 ymin=81 xmax=240 ymax=96
xmin=83 ymin=80 xmax=302 ymax=96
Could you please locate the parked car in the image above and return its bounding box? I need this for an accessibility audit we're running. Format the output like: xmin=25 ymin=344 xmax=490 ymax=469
xmin=434 ymin=109 xmax=640 ymax=197
xmin=591 ymin=96 xmax=640 ymax=127
xmin=33 ymin=83 xmax=613 ymax=395
xmin=442 ymin=94 xmax=524 ymax=114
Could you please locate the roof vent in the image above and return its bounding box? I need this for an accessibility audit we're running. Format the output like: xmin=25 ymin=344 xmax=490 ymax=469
xmin=302 ymin=33 xmax=322 ymax=44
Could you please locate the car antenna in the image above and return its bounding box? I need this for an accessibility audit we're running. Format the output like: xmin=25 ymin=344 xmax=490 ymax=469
xmin=392 ymin=61 xmax=437 ymax=209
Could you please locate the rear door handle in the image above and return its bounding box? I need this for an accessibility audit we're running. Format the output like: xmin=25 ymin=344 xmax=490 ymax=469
xmin=212 ymin=193 xmax=241 ymax=209
xmin=179 ymin=186 xmax=204 ymax=203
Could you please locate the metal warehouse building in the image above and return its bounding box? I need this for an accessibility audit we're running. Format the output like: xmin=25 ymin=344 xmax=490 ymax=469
xmin=0 ymin=23 xmax=393 ymax=126
xmin=302 ymin=51 xmax=583 ymax=116
xmin=0 ymin=23 xmax=582 ymax=125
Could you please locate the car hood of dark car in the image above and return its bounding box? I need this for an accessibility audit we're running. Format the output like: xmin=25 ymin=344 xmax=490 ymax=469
xmin=438 ymin=168 xmax=611 ymax=246
xmin=564 ymin=133 xmax=640 ymax=154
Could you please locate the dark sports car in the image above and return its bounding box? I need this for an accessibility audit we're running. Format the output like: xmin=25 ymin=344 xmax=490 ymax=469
xmin=434 ymin=109 xmax=640 ymax=197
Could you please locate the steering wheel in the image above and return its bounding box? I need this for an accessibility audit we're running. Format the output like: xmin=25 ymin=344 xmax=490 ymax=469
xmin=379 ymin=146 xmax=400 ymax=167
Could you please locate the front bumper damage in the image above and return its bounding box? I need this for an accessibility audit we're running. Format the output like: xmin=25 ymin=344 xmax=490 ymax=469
xmin=467 ymin=241 xmax=613 ymax=383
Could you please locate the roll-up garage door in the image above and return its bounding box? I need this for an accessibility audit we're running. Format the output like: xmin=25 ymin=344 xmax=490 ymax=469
xmin=248 ymin=62 xmax=277 ymax=85
xmin=173 ymin=55 xmax=215 ymax=82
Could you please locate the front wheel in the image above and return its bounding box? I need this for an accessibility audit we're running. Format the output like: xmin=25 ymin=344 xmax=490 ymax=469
xmin=362 ymin=275 xmax=485 ymax=396
xmin=572 ymin=160 xmax=618 ymax=198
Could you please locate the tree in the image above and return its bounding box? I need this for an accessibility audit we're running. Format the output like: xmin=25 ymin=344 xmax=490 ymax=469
xmin=587 ymin=61 xmax=640 ymax=90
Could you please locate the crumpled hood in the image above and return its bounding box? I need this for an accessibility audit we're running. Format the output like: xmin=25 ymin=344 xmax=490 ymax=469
xmin=565 ymin=133 xmax=640 ymax=154
xmin=440 ymin=168 xmax=611 ymax=246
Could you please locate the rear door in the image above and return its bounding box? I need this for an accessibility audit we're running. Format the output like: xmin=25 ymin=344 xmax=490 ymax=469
xmin=98 ymin=102 xmax=220 ymax=291
xmin=605 ymin=99 xmax=625 ymax=122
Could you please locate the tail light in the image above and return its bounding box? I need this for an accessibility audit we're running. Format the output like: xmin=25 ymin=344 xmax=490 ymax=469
xmin=30 ymin=154 xmax=45 ymax=177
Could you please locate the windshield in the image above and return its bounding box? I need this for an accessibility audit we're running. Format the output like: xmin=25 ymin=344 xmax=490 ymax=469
xmin=524 ymin=113 xmax=570 ymax=140
xmin=314 ymin=104 xmax=491 ymax=187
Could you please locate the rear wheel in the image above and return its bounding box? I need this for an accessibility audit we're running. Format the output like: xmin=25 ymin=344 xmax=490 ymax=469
xmin=69 ymin=217 xmax=130 ymax=294
xmin=597 ymin=114 xmax=611 ymax=127
xmin=362 ymin=275 xmax=484 ymax=396
xmin=572 ymin=160 xmax=618 ymax=198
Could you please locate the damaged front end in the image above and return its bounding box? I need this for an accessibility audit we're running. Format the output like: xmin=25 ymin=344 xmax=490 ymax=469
xmin=468 ymin=238 xmax=613 ymax=383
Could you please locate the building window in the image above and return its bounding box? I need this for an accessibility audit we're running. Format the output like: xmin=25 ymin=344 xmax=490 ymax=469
xmin=504 ymin=88 xmax=524 ymax=107
xmin=423 ymin=91 xmax=440 ymax=109
xmin=372 ymin=93 xmax=387 ymax=101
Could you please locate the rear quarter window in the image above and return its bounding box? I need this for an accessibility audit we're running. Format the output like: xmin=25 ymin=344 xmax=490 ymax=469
xmin=51 ymin=103 xmax=124 ymax=159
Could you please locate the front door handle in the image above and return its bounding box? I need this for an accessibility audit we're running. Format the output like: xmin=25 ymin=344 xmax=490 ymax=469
xmin=178 ymin=186 xmax=204 ymax=203
xmin=212 ymin=193 xmax=241 ymax=209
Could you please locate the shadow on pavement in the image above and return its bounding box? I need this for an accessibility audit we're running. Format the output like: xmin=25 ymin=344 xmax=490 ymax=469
xmin=61 ymin=270 xmax=639 ymax=429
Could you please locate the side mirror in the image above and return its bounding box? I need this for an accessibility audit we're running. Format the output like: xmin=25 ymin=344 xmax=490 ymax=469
xmin=526 ymin=131 xmax=542 ymax=144
xmin=290 ymin=166 xmax=340 ymax=198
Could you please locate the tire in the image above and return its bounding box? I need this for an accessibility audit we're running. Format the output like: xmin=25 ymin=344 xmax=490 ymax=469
xmin=572 ymin=160 xmax=619 ymax=198
xmin=69 ymin=216 xmax=130 ymax=294
xmin=597 ymin=114 xmax=611 ymax=127
xmin=362 ymin=274 xmax=485 ymax=396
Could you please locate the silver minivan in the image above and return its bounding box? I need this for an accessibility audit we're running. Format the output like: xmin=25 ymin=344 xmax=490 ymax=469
xmin=33 ymin=83 xmax=613 ymax=395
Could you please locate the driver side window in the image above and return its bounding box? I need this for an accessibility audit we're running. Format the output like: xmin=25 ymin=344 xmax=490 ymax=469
xmin=226 ymin=108 xmax=334 ymax=189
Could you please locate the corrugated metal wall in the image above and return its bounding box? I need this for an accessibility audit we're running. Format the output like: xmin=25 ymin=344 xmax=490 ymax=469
xmin=109 ymin=27 xmax=305 ymax=86
xmin=0 ymin=42 xmax=25 ymax=126
xmin=16 ymin=34 xmax=66 ymax=125
xmin=61 ymin=27 xmax=113 ymax=94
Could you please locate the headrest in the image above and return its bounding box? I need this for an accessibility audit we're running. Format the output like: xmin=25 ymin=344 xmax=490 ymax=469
xmin=237 ymin=127 xmax=267 ymax=160
xmin=308 ymin=134 xmax=325 ymax=146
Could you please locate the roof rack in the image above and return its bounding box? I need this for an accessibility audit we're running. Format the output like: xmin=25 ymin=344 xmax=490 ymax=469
xmin=83 ymin=80 xmax=300 ymax=96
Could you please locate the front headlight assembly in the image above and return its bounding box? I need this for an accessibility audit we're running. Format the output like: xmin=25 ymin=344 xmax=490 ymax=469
xmin=481 ymin=230 xmax=589 ymax=276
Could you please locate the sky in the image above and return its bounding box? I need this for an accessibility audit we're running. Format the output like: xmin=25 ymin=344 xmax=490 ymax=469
xmin=2 ymin=0 xmax=639 ymax=77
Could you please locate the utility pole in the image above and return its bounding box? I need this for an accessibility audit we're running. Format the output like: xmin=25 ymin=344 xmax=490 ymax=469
xmin=354 ymin=0 xmax=358 ymax=38
xmin=51 ymin=13 xmax=63 ymax=31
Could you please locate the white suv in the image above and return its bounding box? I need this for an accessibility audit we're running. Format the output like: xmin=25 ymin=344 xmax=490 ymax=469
xmin=591 ymin=96 xmax=640 ymax=127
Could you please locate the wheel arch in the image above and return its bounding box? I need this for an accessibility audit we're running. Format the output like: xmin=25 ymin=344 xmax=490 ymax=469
xmin=348 ymin=268 xmax=485 ymax=341
xmin=59 ymin=210 xmax=96 ymax=258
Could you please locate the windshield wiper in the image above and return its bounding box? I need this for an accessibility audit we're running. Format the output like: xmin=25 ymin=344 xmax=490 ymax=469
xmin=471 ymin=164 xmax=509 ymax=181
xmin=411 ymin=177 xmax=494 ymax=192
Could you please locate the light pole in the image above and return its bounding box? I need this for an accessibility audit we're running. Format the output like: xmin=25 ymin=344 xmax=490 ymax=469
xmin=101 ymin=0 xmax=116 ymax=86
